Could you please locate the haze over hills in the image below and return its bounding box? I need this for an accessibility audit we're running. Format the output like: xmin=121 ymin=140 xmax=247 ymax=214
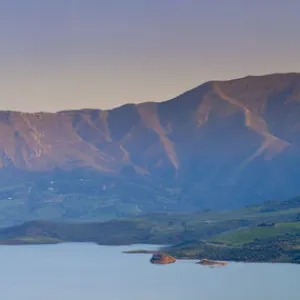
xmin=0 ymin=73 xmax=300 ymax=225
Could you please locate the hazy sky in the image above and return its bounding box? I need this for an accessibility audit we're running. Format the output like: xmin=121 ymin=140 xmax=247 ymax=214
xmin=0 ymin=0 xmax=300 ymax=112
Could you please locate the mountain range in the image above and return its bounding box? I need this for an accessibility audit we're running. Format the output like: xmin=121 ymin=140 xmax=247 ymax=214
xmin=0 ymin=73 xmax=300 ymax=225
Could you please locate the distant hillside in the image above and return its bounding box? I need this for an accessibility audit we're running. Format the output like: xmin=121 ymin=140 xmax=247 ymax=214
xmin=1 ymin=73 xmax=300 ymax=223
xmin=1 ymin=196 xmax=300 ymax=263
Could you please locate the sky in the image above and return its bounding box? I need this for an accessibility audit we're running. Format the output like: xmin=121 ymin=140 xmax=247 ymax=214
xmin=0 ymin=0 xmax=300 ymax=112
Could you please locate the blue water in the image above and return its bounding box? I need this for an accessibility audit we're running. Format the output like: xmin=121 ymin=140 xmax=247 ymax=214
xmin=0 ymin=243 xmax=299 ymax=300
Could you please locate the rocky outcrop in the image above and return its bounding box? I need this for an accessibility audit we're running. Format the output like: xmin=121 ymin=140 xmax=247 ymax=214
xmin=150 ymin=253 xmax=177 ymax=264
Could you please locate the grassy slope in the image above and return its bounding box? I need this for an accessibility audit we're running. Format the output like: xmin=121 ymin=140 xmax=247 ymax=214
xmin=213 ymin=222 xmax=300 ymax=245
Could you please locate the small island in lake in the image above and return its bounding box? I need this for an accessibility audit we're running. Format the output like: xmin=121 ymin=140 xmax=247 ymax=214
xmin=150 ymin=253 xmax=177 ymax=264
xmin=197 ymin=258 xmax=228 ymax=267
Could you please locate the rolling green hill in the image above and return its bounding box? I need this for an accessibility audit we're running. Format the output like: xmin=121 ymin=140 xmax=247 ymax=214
xmin=0 ymin=196 xmax=300 ymax=263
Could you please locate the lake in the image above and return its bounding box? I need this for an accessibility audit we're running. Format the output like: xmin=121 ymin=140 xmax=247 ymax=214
xmin=0 ymin=243 xmax=299 ymax=300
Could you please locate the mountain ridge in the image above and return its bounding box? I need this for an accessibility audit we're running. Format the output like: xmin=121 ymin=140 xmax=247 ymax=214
xmin=2 ymin=72 xmax=299 ymax=114
xmin=0 ymin=72 xmax=300 ymax=223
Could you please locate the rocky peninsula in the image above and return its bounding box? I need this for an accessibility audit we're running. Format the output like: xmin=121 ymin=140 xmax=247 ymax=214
xmin=197 ymin=258 xmax=228 ymax=267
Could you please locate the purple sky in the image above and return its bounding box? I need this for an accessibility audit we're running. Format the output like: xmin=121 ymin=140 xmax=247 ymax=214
xmin=0 ymin=0 xmax=299 ymax=112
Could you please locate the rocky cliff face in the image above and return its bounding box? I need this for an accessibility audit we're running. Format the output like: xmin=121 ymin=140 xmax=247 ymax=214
xmin=1 ymin=73 xmax=300 ymax=211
